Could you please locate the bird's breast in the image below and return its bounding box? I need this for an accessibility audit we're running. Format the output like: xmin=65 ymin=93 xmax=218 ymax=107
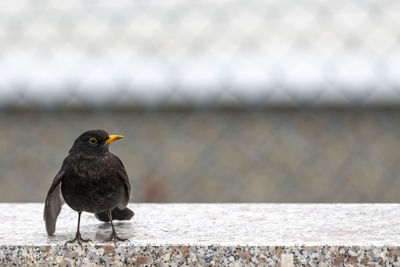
xmin=61 ymin=156 xmax=124 ymax=213
xmin=69 ymin=156 xmax=110 ymax=179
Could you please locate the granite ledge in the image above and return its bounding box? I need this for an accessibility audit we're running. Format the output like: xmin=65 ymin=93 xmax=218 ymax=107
xmin=1 ymin=203 xmax=400 ymax=266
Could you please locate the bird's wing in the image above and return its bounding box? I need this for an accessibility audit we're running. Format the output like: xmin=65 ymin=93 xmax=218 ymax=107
xmin=113 ymin=155 xmax=132 ymax=209
xmin=43 ymin=157 xmax=69 ymax=236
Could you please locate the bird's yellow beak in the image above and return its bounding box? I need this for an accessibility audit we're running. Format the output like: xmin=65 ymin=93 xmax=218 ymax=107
xmin=104 ymin=135 xmax=123 ymax=144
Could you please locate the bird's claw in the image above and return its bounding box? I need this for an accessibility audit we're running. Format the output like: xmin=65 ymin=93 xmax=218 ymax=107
xmin=65 ymin=232 xmax=92 ymax=246
xmin=104 ymin=232 xmax=129 ymax=243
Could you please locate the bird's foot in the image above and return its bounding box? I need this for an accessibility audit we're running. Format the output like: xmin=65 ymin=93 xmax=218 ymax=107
xmin=65 ymin=232 xmax=92 ymax=246
xmin=104 ymin=231 xmax=129 ymax=243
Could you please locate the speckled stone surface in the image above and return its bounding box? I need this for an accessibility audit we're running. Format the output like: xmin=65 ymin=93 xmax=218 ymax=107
xmin=1 ymin=203 xmax=400 ymax=266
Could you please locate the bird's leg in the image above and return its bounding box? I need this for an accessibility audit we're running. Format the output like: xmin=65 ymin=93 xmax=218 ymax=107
xmin=65 ymin=211 xmax=92 ymax=245
xmin=104 ymin=210 xmax=129 ymax=243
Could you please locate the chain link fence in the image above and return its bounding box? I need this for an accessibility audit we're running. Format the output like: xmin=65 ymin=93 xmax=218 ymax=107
xmin=1 ymin=0 xmax=400 ymax=202
xmin=1 ymin=0 xmax=400 ymax=107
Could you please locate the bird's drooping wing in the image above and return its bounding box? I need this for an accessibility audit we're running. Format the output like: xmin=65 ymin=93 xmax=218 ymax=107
xmin=43 ymin=158 xmax=69 ymax=235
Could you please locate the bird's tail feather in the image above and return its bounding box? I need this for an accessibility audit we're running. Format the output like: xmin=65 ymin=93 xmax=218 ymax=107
xmin=95 ymin=207 xmax=134 ymax=222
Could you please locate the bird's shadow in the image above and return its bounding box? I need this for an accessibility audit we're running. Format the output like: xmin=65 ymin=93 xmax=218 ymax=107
xmin=46 ymin=221 xmax=134 ymax=243
xmin=95 ymin=221 xmax=134 ymax=240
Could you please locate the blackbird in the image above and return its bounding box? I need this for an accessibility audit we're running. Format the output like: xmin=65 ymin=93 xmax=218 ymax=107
xmin=44 ymin=129 xmax=134 ymax=244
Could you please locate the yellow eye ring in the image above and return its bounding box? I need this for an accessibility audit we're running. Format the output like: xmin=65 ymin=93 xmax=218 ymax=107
xmin=89 ymin=137 xmax=98 ymax=144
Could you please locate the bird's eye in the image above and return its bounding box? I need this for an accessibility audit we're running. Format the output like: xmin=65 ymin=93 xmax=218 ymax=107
xmin=89 ymin=137 xmax=98 ymax=145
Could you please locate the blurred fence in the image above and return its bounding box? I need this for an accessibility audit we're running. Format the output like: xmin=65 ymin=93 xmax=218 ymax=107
xmin=1 ymin=0 xmax=400 ymax=107
xmin=1 ymin=0 xmax=400 ymax=202
xmin=3 ymin=109 xmax=400 ymax=203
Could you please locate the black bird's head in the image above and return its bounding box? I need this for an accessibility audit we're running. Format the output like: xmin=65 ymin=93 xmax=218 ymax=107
xmin=69 ymin=129 xmax=123 ymax=155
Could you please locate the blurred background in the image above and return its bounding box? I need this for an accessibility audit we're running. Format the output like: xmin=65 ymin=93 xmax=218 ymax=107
xmin=1 ymin=0 xmax=400 ymax=202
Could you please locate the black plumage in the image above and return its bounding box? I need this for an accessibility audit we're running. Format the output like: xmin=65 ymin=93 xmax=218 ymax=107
xmin=44 ymin=129 xmax=134 ymax=244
